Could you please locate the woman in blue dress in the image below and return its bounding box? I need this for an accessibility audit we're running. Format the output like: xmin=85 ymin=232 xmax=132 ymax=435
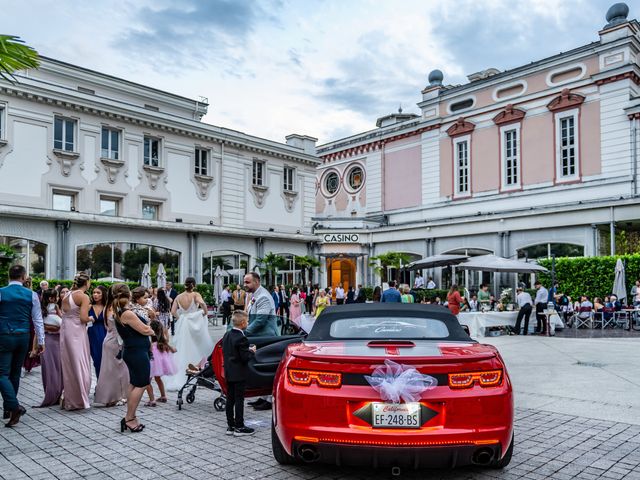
xmin=87 ymin=285 xmax=108 ymax=379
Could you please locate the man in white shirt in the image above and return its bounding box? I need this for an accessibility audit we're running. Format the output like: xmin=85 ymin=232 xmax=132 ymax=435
xmin=534 ymin=281 xmax=549 ymax=334
xmin=335 ymin=283 xmax=345 ymax=305
xmin=414 ymin=274 xmax=425 ymax=289
xmin=426 ymin=277 xmax=436 ymax=289
xmin=513 ymin=287 xmax=533 ymax=335
xmin=468 ymin=295 xmax=479 ymax=312
xmin=221 ymin=285 xmax=232 ymax=325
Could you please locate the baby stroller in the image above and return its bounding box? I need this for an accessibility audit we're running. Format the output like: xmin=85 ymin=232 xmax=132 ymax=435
xmin=176 ymin=353 xmax=226 ymax=412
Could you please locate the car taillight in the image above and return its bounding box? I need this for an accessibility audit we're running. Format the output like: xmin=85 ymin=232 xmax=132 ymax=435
xmin=288 ymin=369 xmax=342 ymax=388
xmin=448 ymin=369 xmax=503 ymax=389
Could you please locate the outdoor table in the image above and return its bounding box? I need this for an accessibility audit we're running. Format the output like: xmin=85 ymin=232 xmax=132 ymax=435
xmin=458 ymin=310 xmax=563 ymax=338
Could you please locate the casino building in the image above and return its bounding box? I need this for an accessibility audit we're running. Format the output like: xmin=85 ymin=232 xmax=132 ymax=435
xmin=314 ymin=3 xmax=640 ymax=291
xmin=0 ymin=58 xmax=320 ymax=284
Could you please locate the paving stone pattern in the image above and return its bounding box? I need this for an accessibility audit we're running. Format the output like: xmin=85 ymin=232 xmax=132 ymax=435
xmin=1 ymin=370 xmax=640 ymax=480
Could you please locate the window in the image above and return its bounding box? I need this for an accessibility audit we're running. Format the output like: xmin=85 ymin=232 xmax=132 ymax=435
xmin=454 ymin=137 xmax=470 ymax=195
xmin=283 ymin=166 xmax=295 ymax=191
xmin=0 ymin=106 xmax=5 ymax=139
xmin=53 ymin=191 xmax=76 ymax=211
xmin=54 ymin=116 xmax=76 ymax=152
xmin=557 ymin=112 xmax=578 ymax=180
xmin=324 ymin=171 xmax=340 ymax=195
xmin=100 ymin=127 xmax=120 ymax=160
xmin=502 ymin=126 xmax=520 ymax=188
xmin=142 ymin=202 xmax=159 ymax=220
xmin=328 ymin=317 xmax=449 ymax=340
xmin=143 ymin=137 xmax=160 ymax=167
xmin=99 ymin=197 xmax=119 ymax=216
xmin=195 ymin=148 xmax=209 ymax=176
xmin=252 ymin=159 xmax=265 ymax=186
xmin=346 ymin=165 xmax=364 ymax=192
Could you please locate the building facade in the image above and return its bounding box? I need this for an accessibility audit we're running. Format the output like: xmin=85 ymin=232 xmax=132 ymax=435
xmin=315 ymin=4 xmax=640 ymax=291
xmin=0 ymin=58 xmax=320 ymax=284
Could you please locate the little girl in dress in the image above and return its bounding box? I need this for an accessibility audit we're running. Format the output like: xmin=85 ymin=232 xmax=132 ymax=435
xmin=149 ymin=320 xmax=176 ymax=404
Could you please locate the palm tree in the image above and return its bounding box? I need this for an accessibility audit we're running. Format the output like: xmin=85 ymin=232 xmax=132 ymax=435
xmin=256 ymin=252 xmax=287 ymax=286
xmin=295 ymin=255 xmax=321 ymax=284
xmin=0 ymin=35 xmax=40 ymax=83
xmin=369 ymin=251 xmax=412 ymax=283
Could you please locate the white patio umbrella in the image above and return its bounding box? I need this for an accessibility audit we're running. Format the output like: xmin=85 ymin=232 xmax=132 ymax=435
xmin=140 ymin=263 xmax=152 ymax=288
xmin=213 ymin=266 xmax=223 ymax=305
xmin=156 ymin=263 xmax=167 ymax=289
xmin=613 ymin=258 xmax=627 ymax=302
xmin=458 ymin=255 xmax=548 ymax=273
xmin=405 ymin=254 xmax=469 ymax=270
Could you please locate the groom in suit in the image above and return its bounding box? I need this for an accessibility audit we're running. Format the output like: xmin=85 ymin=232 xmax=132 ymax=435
xmin=0 ymin=265 xmax=45 ymax=427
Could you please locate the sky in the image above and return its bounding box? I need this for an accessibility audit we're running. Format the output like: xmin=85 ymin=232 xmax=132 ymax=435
xmin=0 ymin=0 xmax=628 ymax=145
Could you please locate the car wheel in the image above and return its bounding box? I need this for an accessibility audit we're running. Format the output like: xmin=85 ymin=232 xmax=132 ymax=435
xmin=271 ymin=419 xmax=295 ymax=465
xmin=491 ymin=434 xmax=514 ymax=469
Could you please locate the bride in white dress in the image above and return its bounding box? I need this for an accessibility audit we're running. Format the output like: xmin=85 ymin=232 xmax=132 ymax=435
xmin=164 ymin=279 xmax=214 ymax=391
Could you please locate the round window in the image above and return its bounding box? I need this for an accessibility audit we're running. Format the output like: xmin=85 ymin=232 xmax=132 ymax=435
xmin=347 ymin=166 xmax=364 ymax=191
xmin=324 ymin=171 xmax=340 ymax=195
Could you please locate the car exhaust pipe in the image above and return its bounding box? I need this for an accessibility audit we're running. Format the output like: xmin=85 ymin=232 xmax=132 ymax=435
xmin=472 ymin=448 xmax=494 ymax=466
xmin=298 ymin=445 xmax=320 ymax=463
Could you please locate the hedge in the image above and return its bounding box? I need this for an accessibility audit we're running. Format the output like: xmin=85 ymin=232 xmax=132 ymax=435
xmin=537 ymin=254 xmax=640 ymax=300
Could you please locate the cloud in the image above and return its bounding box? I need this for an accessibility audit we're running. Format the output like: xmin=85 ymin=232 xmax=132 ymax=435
xmin=428 ymin=0 xmax=606 ymax=83
xmin=116 ymin=0 xmax=279 ymax=73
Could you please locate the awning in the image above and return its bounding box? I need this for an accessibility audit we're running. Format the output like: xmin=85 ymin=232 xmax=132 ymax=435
xmin=405 ymin=254 xmax=469 ymax=270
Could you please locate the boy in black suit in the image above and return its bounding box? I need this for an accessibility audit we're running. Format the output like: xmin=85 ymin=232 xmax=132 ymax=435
xmin=222 ymin=310 xmax=256 ymax=436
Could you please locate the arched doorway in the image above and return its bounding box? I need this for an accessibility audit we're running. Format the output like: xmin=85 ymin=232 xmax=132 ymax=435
xmin=327 ymin=256 xmax=356 ymax=293
xmin=0 ymin=236 xmax=47 ymax=279
xmin=201 ymin=250 xmax=250 ymax=286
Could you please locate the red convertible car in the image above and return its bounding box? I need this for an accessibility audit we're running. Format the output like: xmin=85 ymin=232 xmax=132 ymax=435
xmin=213 ymin=304 xmax=513 ymax=472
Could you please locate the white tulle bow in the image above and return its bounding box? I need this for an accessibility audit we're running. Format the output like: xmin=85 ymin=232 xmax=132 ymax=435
xmin=365 ymin=359 xmax=438 ymax=403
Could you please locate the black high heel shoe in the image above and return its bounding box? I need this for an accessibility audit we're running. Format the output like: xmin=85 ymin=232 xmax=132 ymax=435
xmin=120 ymin=417 xmax=145 ymax=433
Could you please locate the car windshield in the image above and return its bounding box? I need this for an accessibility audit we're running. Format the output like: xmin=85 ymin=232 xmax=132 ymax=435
xmin=328 ymin=317 xmax=449 ymax=339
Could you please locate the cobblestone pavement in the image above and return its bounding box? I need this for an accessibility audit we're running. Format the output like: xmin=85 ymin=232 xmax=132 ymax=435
xmin=1 ymin=327 xmax=640 ymax=480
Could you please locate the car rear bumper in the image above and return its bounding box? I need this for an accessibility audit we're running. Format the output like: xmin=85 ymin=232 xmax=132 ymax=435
xmin=290 ymin=439 xmax=502 ymax=468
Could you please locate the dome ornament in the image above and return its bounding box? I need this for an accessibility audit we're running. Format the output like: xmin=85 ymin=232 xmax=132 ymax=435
xmin=604 ymin=3 xmax=629 ymax=28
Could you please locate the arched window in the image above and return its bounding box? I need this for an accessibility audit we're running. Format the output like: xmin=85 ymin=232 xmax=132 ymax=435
xmin=0 ymin=236 xmax=47 ymax=279
xmin=202 ymin=250 xmax=249 ymax=286
xmin=76 ymin=243 xmax=180 ymax=283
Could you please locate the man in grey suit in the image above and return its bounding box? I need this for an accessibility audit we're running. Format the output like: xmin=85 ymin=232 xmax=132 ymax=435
xmin=0 ymin=265 xmax=45 ymax=427
xmin=243 ymin=272 xmax=277 ymax=411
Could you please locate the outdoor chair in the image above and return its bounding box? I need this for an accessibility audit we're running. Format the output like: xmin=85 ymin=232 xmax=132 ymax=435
xmin=614 ymin=311 xmax=630 ymax=329
xmin=573 ymin=307 xmax=593 ymax=329
xmin=600 ymin=307 xmax=616 ymax=329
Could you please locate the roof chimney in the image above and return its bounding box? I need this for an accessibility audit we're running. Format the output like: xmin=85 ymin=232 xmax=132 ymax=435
xmin=285 ymin=134 xmax=317 ymax=155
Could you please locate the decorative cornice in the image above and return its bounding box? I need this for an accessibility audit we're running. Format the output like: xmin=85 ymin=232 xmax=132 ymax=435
xmin=0 ymin=84 xmax=320 ymax=166
xmin=320 ymin=124 xmax=440 ymax=163
xmin=547 ymin=88 xmax=585 ymax=113
xmin=595 ymin=71 xmax=640 ymax=87
xmin=249 ymin=184 xmax=269 ymax=208
xmin=493 ymin=104 xmax=526 ymax=126
xmin=446 ymin=117 xmax=475 ymax=137
xmin=100 ymin=157 xmax=125 ymax=184
xmin=192 ymin=173 xmax=215 ymax=200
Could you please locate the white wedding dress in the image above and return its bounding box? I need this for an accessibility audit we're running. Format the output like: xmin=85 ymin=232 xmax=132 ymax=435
xmin=164 ymin=298 xmax=214 ymax=391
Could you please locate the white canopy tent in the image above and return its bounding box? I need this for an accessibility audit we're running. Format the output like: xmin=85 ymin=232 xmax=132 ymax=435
xmin=213 ymin=266 xmax=224 ymax=306
xmin=405 ymin=254 xmax=470 ymax=270
xmin=156 ymin=263 xmax=167 ymax=289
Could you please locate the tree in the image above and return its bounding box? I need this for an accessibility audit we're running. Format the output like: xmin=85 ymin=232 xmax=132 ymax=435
xmin=256 ymin=252 xmax=287 ymax=287
xmin=0 ymin=244 xmax=18 ymax=286
xmin=294 ymin=255 xmax=320 ymax=284
xmin=0 ymin=35 xmax=40 ymax=83
xmin=369 ymin=251 xmax=412 ymax=283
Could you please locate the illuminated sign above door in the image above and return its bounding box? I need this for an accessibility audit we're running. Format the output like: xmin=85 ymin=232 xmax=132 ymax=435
xmin=322 ymin=233 xmax=360 ymax=243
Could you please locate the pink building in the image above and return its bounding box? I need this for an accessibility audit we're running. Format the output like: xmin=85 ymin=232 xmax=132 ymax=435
xmin=315 ymin=3 xmax=640 ymax=290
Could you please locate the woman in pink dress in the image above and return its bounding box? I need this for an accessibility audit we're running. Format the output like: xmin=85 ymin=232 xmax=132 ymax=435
xmin=60 ymin=273 xmax=92 ymax=410
xmin=288 ymin=287 xmax=303 ymax=326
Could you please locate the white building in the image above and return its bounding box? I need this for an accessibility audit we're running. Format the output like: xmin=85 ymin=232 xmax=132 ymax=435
xmin=0 ymin=57 xmax=319 ymax=284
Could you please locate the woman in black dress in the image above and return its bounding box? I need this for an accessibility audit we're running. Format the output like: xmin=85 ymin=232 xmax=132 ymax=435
xmin=111 ymin=284 xmax=153 ymax=433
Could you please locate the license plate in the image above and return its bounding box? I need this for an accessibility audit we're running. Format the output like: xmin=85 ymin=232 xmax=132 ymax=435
xmin=371 ymin=402 xmax=421 ymax=428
